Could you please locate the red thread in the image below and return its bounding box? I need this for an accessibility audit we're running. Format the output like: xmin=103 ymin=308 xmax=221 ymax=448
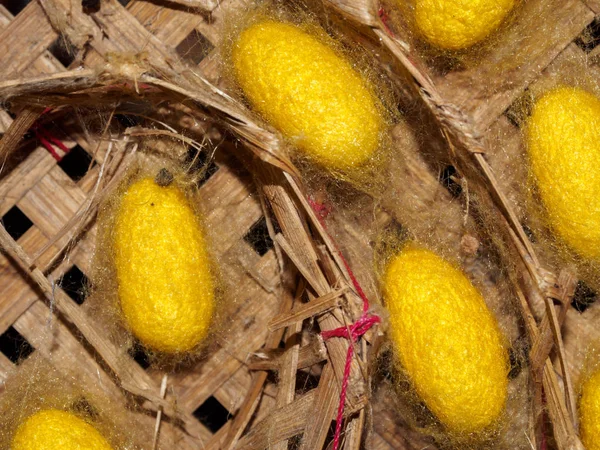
xmin=32 ymin=110 xmax=71 ymax=161
xmin=307 ymin=195 xmax=332 ymax=220
xmin=34 ymin=127 xmax=71 ymax=161
xmin=378 ymin=7 xmax=394 ymax=36
xmin=34 ymin=130 xmax=62 ymax=160
xmin=310 ymin=199 xmax=380 ymax=450
xmin=321 ymin=277 xmax=380 ymax=450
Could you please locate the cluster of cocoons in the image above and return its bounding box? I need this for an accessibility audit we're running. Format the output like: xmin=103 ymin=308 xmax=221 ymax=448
xmin=383 ymin=246 xmax=508 ymax=433
xmin=580 ymin=367 xmax=600 ymax=450
xmin=12 ymin=409 xmax=113 ymax=450
xmin=114 ymin=176 xmax=214 ymax=353
xmin=232 ymin=20 xmax=384 ymax=172
xmin=526 ymin=86 xmax=600 ymax=261
xmin=415 ymin=0 xmax=515 ymax=50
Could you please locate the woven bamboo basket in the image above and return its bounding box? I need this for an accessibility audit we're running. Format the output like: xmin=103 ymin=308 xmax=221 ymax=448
xmin=0 ymin=0 xmax=599 ymax=449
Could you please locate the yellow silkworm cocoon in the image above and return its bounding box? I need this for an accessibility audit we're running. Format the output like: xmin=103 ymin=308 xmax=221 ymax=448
xmin=384 ymin=247 xmax=508 ymax=433
xmin=415 ymin=0 xmax=515 ymax=50
xmin=232 ymin=20 xmax=383 ymax=171
xmin=580 ymin=368 xmax=600 ymax=450
xmin=526 ymin=87 xmax=600 ymax=261
xmin=12 ymin=409 xmax=113 ymax=450
xmin=114 ymin=177 xmax=214 ymax=353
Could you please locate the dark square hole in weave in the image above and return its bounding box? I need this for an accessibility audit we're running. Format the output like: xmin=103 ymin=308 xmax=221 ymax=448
xmin=117 ymin=0 xmax=132 ymax=6
xmin=439 ymin=165 xmax=462 ymax=198
xmin=185 ymin=147 xmax=219 ymax=186
xmin=58 ymin=144 xmax=95 ymax=182
xmin=176 ymin=29 xmax=215 ymax=66
xmin=115 ymin=113 xmax=140 ymax=128
xmin=244 ymin=217 xmax=274 ymax=257
xmin=48 ymin=36 xmax=77 ymax=68
xmin=522 ymin=224 xmax=536 ymax=243
xmin=2 ymin=205 xmax=33 ymax=241
xmin=504 ymin=108 xmax=522 ymax=129
xmin=128 ymin=344 xmax=151 ymax=370
xmin=58 ymin=265 xmax=90 ymax=306
xmin=576 ymin=17 xmax=600 ymax=53
xmin=287 ymin=434 xmax=302 ymax=449
xmin=82 ymin=0 xmax=101 ymax=14
xmin=2 ymin=0 xmax=32 ymax=16
xmin=0 ymin=326 xmax=34 ymax=364
xmin=71 ymin=396 xmax=100 ymax=420
xmin=504 ymin=88 xmax=534 ymax=129
xmin=193 ymin=396 xmax=230 ymax=433
xmin=572 ymin=280 xmax=597 ymax=313
xmin=508 ymin=348 xmax=523 ymax=379
xmin=296 ymin=367 xmax=321 ymax=394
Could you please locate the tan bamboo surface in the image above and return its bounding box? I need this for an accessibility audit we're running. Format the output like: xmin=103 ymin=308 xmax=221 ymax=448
xmin=0 ymin=0 xmax=600 ymax=449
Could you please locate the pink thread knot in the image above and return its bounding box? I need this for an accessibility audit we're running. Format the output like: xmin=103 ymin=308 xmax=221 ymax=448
xmin=308 ymin=194 xmax=380 ymax=450
xmin=321 ymin=312 xmax=381 ymax=342
xmin=321 ymin=311 xmax=380 ymax=450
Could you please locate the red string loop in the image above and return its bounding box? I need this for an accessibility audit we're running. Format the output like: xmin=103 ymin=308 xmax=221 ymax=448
xmin=309 ymin=198 xmax=380 ymax=450
xmin=321 ymin=310 xmax=380 ymax=450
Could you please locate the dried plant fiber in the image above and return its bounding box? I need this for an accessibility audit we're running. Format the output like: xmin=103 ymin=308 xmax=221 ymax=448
xmin=413 ymin=0 xmax=516 ymax=50
xmin=383 ymin=246 xmax=509 ymax=434
xmin=580 ymin=367 xmax=600 ymax=450
xmin=114 ymin=176 xmax=214 ymax=353
xmin=526 ymin=86 xmax=600 ymax=261
xmin=231 ymin=19 xmax=384 ymax=172
xmin=11 ymin=409 xmax=113 ymax=450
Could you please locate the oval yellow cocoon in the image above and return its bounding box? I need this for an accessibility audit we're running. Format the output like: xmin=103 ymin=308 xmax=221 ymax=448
xmin=231 ymin=20 xmax=383 ymax=171
xmin=114 ymin=177 xmax=214 ymax=353
xmin=580 ymin=368 xmax=600 ymax=450
xmin=12 ymin=409 xmax=113 ymax=450
xmin=415 ymin=0 xmax=515 ymax=50
xmin=384 ymin=247 xmax=508 ymax=433
xmin=526 ymin=87 xmax=600 ymax=261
